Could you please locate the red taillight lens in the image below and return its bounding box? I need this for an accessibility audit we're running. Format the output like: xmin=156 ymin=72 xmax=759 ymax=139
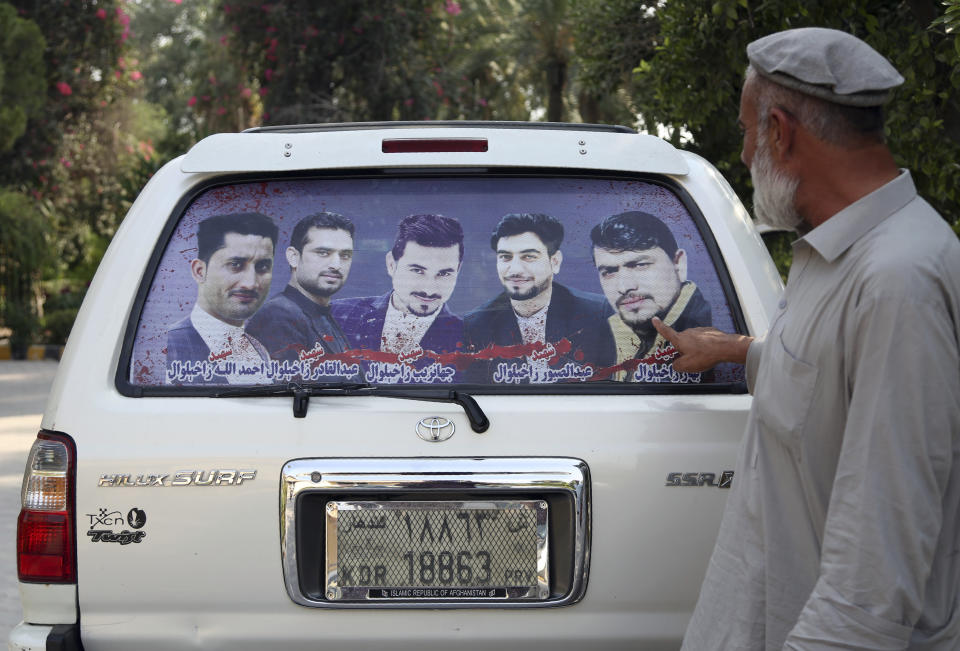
xmin=17 ymin=511 xmax=75 ymax=582
xmin=382 ymin=138 xmax=488 ymax=153
xmin=17 ymin=432 xmax=76 ymax=583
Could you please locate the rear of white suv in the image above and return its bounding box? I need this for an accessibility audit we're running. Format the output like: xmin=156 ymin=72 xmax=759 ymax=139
xmin=11 ymin=122 xmax=781 ymax=650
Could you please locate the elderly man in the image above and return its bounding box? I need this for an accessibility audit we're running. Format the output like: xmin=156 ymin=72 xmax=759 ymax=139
xmin=655 ymin=28 xmax=960 ymax=649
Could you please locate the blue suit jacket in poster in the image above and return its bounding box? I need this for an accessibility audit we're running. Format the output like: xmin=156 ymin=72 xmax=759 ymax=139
xmin=165 ymin=315 xmax=270 ymax=385
xmin=165 ymin=316 xmax=221 ymax=385
xmin=331 ymin=292 xmax=465 ymax=355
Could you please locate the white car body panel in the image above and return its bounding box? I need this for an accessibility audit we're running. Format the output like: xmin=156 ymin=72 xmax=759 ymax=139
xmin=22 ymin=124 xmax=782 ymax=650
xmin=17 ymin=584 xmax=75 ymax=624
xmin=180 ymin=127 xmax=690 ymax=175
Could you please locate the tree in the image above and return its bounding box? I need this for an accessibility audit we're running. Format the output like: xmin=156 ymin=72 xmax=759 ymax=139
xmin=628 ymin=1 xmax=959 ymax=233
xmin=572 ymin=0 xmax=658 ymax=124
xmin=0 ymin=3 xmax=45 ymax=153
xmin=0 ymin=1 xmax=171 ymax=347
xmin=210 ymin=1 xmax=464 ymax=124
xmin=127 ymin=0 xmax=255 ymax=153
xmin=0 ymin=189 xmax=48 ymax=355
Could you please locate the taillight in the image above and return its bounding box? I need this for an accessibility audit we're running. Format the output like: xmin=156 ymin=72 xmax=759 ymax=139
xmin=17 ymin=431 xmax=76 ymax=583
xmin=382 ymin=138 xmax=488 ymax=153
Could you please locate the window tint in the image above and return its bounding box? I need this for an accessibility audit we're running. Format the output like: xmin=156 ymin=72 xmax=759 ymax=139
xmin=129 ymin=176 xmax=744 ymax=388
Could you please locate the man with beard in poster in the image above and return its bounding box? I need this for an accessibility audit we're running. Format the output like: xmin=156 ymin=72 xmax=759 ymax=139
xmin=653 ymin=29 xmax=960 ymax=650
xmin=465 ymin=213 xmax=612 ymax=383
xmin=590 ymin=211 xmax=711 ymax=381
xmin=247 ymin=212 xmax=355 ymax=362
xmin=332 ymin=213 xmax=464 ymax=357
xmin=165 ymin=212 xmax=277 ymax=385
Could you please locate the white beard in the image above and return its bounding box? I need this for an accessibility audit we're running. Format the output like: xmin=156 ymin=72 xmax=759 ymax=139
xmin=750 ymin=131 xmax=803 ymax=232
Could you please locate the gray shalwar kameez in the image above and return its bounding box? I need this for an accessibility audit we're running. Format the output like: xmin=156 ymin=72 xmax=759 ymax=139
xmin=682 ymin=171 xmax=960 ymax=650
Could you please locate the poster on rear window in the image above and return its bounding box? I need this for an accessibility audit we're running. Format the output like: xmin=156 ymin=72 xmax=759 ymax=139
xmin=128 ymin=177 xmax=744 ymax=387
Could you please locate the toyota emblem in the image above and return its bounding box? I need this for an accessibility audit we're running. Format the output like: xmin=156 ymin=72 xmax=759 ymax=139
xmin=416 ymin=417 xmax=455 ymax=442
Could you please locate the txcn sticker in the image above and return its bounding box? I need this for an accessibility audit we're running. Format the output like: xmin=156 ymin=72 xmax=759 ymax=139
xmin=86 ymin=507 xmax=148 ymax=545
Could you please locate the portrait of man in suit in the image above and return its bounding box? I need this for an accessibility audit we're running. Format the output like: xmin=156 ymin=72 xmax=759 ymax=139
xmin=332 ymin=213 xmax=464 ymax=356
xmin=591 ymin=211 xmax=712 ymax=381
xmin=165 ymin=212 xmax=278 ymax=384
xmin=247 ymin=212 xmax=355 ymax=362
xmin=465 ymin=213 xmax=612 ymax=382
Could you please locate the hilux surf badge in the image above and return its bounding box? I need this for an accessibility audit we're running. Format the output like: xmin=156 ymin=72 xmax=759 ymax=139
xmin=97 ymin=470 xmax=257 ymax=487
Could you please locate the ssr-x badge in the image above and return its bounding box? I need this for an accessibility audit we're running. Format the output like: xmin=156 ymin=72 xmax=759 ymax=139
xmin=665 ymin=471 xmax=734 ymax=488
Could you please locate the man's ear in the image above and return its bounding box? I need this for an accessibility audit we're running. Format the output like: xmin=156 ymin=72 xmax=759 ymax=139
xmin=550 ymin=249 xmax=563 ymax=275
xmin=285 ymin=246 xmax=300 ymax=270
xmin=189 ymin=259 xmax=206 ymax=284
xmin=385 ymin=251 xmax=396 ymax=277
xmin=673 ymin=249 xmax=688 ymax=283
xmin=767 ymin=106 xmax=796 ymax=162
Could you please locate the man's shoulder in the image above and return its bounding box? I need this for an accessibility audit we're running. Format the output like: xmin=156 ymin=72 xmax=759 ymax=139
xmin=464 ymin=292 xmax=510 ymax=324
xmin=246 ymin=292 xmax=309 ymax=347
xmin=856 ymin=199 xmax=960 ymax=297
xmin=165 ymin=316 xmax=207 ymax=360
xmin=331 ymin=294 xmax=389 ymax=327
xmin=555 ymin=283 xmax=611 ymax=312
xmin=435 ymin=304 xmax=464 ymax=327
xmin=332 ymin=294 xmax=383 ymax=311
xmin=250 ymin=291 xmax=304 ymax=323
xmin=552 ymin=283 xmax=614 ymax=321
xmin=167 ymin=315 xmax=195 ymax=334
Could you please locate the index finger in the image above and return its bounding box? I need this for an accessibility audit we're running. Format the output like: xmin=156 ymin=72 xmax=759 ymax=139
xmin=652 ymin=316 xmax=679 ymax=344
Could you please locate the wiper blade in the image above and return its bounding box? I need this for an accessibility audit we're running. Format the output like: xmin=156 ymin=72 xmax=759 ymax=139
xmin=210 ymin=382 xmax=370 ymax=399
xmin=211 ymin=382 xmax=371 ymax=418
xmin=210 ymin=382 xmax=489 ymax=433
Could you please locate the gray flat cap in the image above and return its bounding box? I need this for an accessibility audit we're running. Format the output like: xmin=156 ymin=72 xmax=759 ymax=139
xmin=747 ymin=27 xmax=904 ymax=106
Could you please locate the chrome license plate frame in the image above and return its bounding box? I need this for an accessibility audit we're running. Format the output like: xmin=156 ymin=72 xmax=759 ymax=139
xmin=324 ymin=500 xmax=549 ymax=602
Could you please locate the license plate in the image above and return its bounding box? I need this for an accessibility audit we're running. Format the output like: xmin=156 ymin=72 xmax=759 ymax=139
xmin=325 ymin=500 xmax=549 ymax=601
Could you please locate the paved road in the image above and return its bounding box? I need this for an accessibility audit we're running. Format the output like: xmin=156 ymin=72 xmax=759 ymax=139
xmin=0 ymin=361 xmax=58 ymax=641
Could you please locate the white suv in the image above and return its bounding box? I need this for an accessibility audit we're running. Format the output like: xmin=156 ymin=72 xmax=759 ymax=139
xmin=12 ymin=122 xmax=780 ymax=650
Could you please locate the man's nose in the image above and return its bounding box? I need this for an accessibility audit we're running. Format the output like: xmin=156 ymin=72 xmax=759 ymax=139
xmin=616 ymin=274 xmax=636 ymax=295
xmin=237 ymin=263 xmax=258 ymax=287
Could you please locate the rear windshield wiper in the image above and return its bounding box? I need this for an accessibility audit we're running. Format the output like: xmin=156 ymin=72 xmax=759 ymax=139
xmin=211 ymin=382 xmax=489 ymax=433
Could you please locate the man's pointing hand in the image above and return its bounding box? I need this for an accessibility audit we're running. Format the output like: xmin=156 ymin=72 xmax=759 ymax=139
xmin=652 ymin=317 xmax=754 ymax=373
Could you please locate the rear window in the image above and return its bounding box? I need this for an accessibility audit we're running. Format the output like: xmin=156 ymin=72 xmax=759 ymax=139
xmin=125 ymin=174 xmax=745 ymax=390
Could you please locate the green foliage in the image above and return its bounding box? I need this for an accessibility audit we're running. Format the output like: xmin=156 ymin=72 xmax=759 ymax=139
xmin=624 ymin=0 xmax=960 ymax=238
xmin=572 ymin=0 xmax=657 ymax=123
xmin=0 ymin=187 xmax=49 ymax=350
xmin=211 ymin=1 xmax=463 ymax=124
xmin=0 ymin=3 xmax=45 ymax=153
xmin=0 ymin=1 xmax=127 ymax=190
xmin=38 ymin=282 xmax=86 ymax=344
xmin=129 ymin=0 xmax=241 ymax=149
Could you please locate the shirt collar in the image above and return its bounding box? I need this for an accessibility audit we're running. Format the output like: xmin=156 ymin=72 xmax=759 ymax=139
xmin=800 ymin=170 xmax=916 ymax=262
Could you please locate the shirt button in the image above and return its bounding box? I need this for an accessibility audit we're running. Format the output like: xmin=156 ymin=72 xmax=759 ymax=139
xmin=778 ymin=299 xmax=787 ymax=309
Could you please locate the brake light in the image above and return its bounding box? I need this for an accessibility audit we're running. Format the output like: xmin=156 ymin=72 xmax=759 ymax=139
xmin=382 ymin=138 xmax=488 ymax=153
xmin=17 ymin=432 xmax=76 ymax=583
